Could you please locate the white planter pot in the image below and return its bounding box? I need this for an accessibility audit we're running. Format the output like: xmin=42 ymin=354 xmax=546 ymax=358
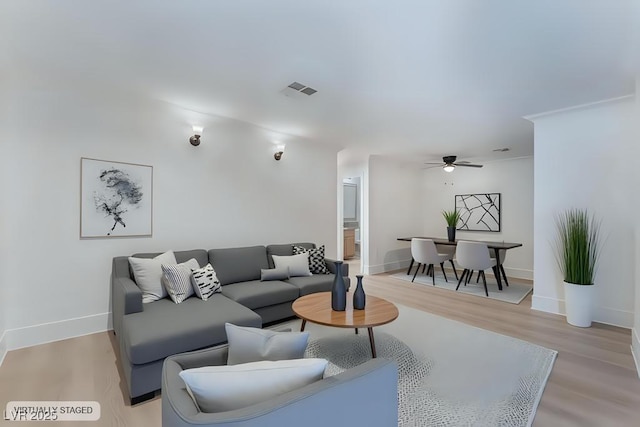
xmin=563 ymin=281 xmax=595 ymax=327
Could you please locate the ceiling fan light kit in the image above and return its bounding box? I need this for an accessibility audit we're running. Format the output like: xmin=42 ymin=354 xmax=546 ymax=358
xmin=424 ymin=155 xmax=483 ymax=172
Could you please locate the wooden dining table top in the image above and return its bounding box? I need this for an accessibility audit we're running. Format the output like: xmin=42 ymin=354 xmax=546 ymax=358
xmin=397 ymin=236 xmax=522 ymax=250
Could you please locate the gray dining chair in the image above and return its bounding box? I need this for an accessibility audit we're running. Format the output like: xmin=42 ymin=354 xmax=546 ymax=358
xmin=410 ymin=238 xmax=456 ymax=285
xmin=455 ymin=241 xmax=497 ymax=297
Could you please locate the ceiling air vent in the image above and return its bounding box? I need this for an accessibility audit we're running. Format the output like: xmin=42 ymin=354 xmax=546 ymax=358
xmin=281 ymin=81 xmax=318 ymax=98
xmin=492 ymin=148 xmax=510 ymax=152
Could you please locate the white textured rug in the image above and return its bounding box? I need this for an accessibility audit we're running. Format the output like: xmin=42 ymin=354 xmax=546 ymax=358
xmin=280 ymin=305 xmax=557 ymax=427
xmin=390 ymin=271 xmax=533 ymax=304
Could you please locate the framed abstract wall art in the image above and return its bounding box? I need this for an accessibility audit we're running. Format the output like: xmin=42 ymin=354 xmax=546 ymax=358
xmin=80 ymin=158 xmax=153 ymax=238
xmin=455 ymin=193 xmax=501 ymax=232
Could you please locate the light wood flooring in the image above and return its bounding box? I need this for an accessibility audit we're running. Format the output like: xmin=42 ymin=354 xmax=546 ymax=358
xmin=1 ymin=270 xmax=639 ymax=426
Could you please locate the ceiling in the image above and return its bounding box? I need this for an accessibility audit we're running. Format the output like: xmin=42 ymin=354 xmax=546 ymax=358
xmin=3 ymin=0 xmax=638 ymax=163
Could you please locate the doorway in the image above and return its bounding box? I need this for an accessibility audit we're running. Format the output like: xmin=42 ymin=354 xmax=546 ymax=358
xmin=342 ymin=177 xmax=362 ymax=274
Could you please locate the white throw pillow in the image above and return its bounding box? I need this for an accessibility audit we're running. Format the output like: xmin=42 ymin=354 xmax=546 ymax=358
xmin=179 ymin=358 xmax=328 ymax=413
xmin=225 ymin=323 xmax=309 ymax=365
xmin=161 ymin=258 xmax=200 ymax=304
xmin=128 ymin=250 xmax=178 ymax=303
xmin=272 ymin=253 xmax=312 ymax=277
xmin=191 ymin=263 xmax=221 ymax=301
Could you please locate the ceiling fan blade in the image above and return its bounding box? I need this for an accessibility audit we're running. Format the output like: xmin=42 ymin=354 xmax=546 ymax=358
xmin=423 ymin=162 xmax=444 ymax=165
xmin=454 ymin=163 xmax=483 ymax=168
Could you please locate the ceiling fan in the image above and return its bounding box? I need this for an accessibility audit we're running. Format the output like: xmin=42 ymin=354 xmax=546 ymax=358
xmin=424 ymin=156 xmax=483 ymax=172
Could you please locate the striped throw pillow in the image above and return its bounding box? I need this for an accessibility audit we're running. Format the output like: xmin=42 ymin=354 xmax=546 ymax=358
xmin=191 ymin=263 xmax=221 ymax=301
xmin=161 ymin=258 xmax=200 ymax=304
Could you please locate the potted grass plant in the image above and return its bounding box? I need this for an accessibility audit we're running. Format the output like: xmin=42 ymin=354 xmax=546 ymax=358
xmin=554 ymin=208 xmax=602 ymax=327
xmin=442 ymin=210 xmax=461 ymax=242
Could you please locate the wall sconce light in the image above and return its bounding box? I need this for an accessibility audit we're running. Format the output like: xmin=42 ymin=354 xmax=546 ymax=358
xmin=190 ymin=126 xmax=204 ymax=146
xmin=273 ymin=143 xmax=286 ymax=161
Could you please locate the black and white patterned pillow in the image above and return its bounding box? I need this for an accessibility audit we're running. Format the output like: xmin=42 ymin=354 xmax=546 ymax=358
xmin=191 ymin=263 xmax=221 ymax=301
xmin=293 ymin=245 xmax=330 ymax=275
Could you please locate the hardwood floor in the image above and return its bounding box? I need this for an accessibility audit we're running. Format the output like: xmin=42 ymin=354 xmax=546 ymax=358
xmin=0 ymin=270 xmax=639 ymax=426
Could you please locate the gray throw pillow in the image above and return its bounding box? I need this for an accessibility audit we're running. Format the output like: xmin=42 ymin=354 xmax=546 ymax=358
xmin=225 ymin=323 xmax=310 ymax=365
xmin=260 ymin=267 xmax=290 ymax=281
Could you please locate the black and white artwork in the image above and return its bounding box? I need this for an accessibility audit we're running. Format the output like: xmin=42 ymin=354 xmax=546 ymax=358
xmin=455 ymin=193 xmax=501 ymax=232
xmin=80 ymin=158 xmax=153 ymax=238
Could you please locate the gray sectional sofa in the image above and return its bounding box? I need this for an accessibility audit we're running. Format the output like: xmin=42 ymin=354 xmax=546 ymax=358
xmin=111 ymin=242 xmax=349 ymax=404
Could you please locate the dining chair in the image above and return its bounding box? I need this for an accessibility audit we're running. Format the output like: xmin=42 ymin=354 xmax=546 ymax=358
xmin=410 ymin=238 xmax=456 ymax=285
xmin=455 ymin=241 xmax=498 ymax=297
xmin=475 ymin=248 xmax=509 ymax=287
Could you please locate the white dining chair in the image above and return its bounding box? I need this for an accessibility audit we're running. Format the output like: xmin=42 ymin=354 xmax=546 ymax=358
xmin=474 ymin=248 xmax=509 ymax=287
xmin=455 ymin=241 xmax=497 ymax=297
xmin=410 ymin=238 xmax=456 ymax=285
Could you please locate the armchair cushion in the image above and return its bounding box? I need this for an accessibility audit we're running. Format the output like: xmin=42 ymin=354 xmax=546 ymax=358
xmin=178 ymin=358 xmax=328 ymax=413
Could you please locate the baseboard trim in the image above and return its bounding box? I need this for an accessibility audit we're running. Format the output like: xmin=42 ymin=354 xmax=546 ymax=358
xmin=5 ymin=312 xmax=111 ymax=352
xmin=531 ymin=294 xmax=633 ymax=328
xmin=632 ymin=328 xmax=640 ymax=379
xmin=0 ymin=330 xmax=7 ymax=367
xmin=365 ymin=259 xmax=411 ymax=275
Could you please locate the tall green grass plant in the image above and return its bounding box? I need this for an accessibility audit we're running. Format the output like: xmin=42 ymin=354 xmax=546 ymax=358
xmin=554 ymin=209 xmax=602 ymax=285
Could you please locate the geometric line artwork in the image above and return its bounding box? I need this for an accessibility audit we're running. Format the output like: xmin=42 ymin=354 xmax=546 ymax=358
xmin=455 ymin=193 xmax=501 ymax=232
xmin=80 ymin=157 xmax=153 ymax=238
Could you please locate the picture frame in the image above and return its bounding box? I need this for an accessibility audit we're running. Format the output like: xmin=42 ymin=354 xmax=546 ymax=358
xmin=80 ymin=157 xmax=153 ymax=238
xmin=455 ymin=193 xmax=501 ymax=232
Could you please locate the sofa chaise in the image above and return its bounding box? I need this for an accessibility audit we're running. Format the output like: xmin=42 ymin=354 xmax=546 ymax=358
xmin=111 ymin=242 xmax=349 ymax=404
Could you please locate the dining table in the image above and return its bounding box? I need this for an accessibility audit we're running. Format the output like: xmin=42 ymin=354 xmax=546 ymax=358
xmin=397 ymin=237 xmax=523 ymax=291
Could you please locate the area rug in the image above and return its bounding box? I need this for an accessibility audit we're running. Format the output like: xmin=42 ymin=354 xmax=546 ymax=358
xmin=390 ymin=271 xmax=533 ymax=304
xmin=279 ymin=304 xmax=557 ymax=427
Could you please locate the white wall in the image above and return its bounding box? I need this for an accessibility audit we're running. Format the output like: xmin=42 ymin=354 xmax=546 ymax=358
xmin=531 ymin=96 xmax=636 ymax=328
xmin=422 ymin=157 xmax=534 ymax=279
xmin=0 ymin=97 xmax=8 ymax=364
xmin=1 ymin=84 xmax=340 ymax=353
xmin=633 ymin=77 xmax=640 ymax=374
xmin=367 ymin=155 xmax=423 ymax=274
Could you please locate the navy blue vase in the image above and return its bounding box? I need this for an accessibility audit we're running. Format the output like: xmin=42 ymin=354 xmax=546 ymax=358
xmin=353 ymin=275 xmax=366 ymax=310
xmin=331 ymin=261 xmax=347 ymax=311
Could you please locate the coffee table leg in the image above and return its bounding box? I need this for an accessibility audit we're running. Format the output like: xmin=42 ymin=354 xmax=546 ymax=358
xmin=355 ymin=328 xmax=358 ymax=335
xmin=300 ymin=319 xmax=306 ymax=332
xmin=368 ymin=328 xmax=376 ymax=358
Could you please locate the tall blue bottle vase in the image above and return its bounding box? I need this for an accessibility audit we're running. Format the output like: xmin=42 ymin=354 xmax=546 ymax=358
xmin=331 ymin=260 xmax=347 ymax=311
xmin=353 ymin=275 xmax=366 ymax=310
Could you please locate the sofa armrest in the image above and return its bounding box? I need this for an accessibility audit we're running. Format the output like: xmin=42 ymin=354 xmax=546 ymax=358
xmin=111 ymin=275 xmax=143 ymax=337
xmin=162 ymin=354 xmax=398 ymax=427
xmin=325 ymin=258 xmax=349 ymax=277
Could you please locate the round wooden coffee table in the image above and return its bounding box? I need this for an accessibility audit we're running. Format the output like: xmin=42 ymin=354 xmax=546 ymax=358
xmin=292 ymin=292 xmax=399 ymax=358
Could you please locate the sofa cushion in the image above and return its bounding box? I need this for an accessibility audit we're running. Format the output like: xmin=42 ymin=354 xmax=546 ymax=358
xmin=272 ymin=253 xmax=312 ymax=277
xmin=266 ymin=243 xmax=315 ymax=268
xmin=293 ymin=245 xmax=331 ymax=274
xmin=261 ymin=267 xmax=290 ymax=281
xmin=161 ymin=258 xmax=200 ymax=304
xmin=285 ymin=275 xmax=337 ymax=296
xmin=208 ymin=246 xmax=269 ymax=285
xmin=129 ymin=250 xmax=178 ymax=303
xmin=122 ymin=294 xmax=261 ymax=365
xmin=221 ymin=280 xmax=299 ymax=310
xmin=191 ymin=264 xmax=221 ymax=300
